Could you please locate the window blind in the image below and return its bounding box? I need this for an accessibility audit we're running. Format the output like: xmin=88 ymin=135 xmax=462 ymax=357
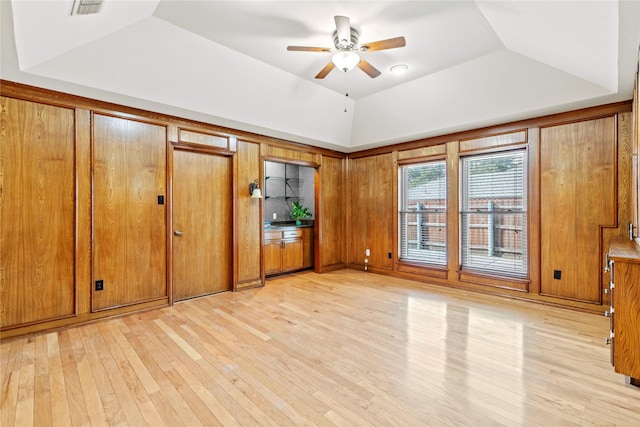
xmin=459 ymin=150 xmax=527 ymax=277
xmin=398 ymin=161 xmax=447 ymax=265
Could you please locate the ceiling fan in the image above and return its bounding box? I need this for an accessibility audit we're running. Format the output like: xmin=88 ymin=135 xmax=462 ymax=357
xmin=287 ymin=15 xmax=406 ymax=79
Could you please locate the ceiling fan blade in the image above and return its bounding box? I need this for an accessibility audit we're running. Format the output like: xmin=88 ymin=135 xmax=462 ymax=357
xmin=357 ymin=58 xmax=381 ymax=78
xmin=335 ymin=15 xmax=351 ymax=45
xmin=315 ymin=61 xmax=335 ymax=79
xmin=361 ymin=36 xmax=406 ymax=52
xmin=287 ymin=46 xmax=331 ymax=52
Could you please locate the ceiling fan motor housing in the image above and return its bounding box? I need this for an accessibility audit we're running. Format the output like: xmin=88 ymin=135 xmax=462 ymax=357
xmin=333 ymin=28 xmax=359 ymax=51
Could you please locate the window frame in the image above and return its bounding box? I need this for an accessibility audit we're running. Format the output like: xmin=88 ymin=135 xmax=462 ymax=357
xmin=458 ymin=148 xmax=529 ymax=279
xmin=398 ymin=158 xmax=448 ymax=267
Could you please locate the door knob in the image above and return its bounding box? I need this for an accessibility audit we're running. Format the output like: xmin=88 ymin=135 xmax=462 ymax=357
xmin=174 ymin=230 xmax=184 ymax=236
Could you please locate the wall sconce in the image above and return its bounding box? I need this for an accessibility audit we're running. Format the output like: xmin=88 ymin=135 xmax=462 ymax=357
xmin=249 ymin=179 xmax=262 ymax=199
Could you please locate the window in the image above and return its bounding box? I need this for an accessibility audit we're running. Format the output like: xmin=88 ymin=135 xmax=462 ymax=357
xmin=399 ymin=160 xmax=447 ymax=265
xmin=459 ymin=150 xmax=527 ymax=277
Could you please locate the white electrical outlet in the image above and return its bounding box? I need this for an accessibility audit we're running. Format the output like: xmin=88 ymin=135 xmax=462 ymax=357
xmin=365 ymin=249 xmax=370 ymax=256
xmin=273 ymin=213 xmax=277 ymax=220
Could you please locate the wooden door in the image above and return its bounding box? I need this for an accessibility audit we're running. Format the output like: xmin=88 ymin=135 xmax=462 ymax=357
xmin=173 ymin=149 xmax=232 ymax=300
xmin=93 ymin=114 xmax=167 ymax=311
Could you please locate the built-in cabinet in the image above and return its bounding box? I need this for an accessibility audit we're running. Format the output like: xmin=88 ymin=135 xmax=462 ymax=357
xmin=607 ymin=240 xmax=640 ymax=386
xmin=264 ymin=228 xmax=305 ymax=275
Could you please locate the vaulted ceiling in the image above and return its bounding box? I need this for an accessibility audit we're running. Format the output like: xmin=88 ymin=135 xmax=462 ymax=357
xmin=2 ymin=1 xmax=639 ymax=152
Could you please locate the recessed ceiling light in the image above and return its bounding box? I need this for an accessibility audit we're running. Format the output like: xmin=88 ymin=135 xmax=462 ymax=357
xmin=390 ymin=64 xmax=408 ymax=75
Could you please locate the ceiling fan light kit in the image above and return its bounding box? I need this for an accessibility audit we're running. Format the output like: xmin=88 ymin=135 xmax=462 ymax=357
xmin=332 ymin=50 xmax=360 ymax=72
xmin=287 ymin=15 xmax=406 ymax=79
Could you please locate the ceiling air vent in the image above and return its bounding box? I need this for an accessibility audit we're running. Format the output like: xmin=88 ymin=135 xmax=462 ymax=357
xmin=71 ymin=0 xmax=104 ymax=15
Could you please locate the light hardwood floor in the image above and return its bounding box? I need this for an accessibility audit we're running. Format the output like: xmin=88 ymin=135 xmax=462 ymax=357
xmin=2 ymin=270 xmax=639 ymax=426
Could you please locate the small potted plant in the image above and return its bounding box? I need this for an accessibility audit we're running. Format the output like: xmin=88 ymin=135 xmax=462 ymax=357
xmin=289 ymin=201 xmax=311 ymax=226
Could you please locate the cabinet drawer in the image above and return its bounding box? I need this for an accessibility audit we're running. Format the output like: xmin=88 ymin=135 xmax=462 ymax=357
xmin=265 ymin=230 xmax=282 ymax=241
xmin=283 ymin=229 xmax=302 ymax=239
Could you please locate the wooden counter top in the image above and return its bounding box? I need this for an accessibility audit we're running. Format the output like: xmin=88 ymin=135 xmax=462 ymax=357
xmin=609 ymin=239 xmax=640 ymax=263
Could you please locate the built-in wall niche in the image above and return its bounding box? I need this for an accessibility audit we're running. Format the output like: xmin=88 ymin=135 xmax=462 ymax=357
xmin=264 ymin=161 xmax=314 ymax=223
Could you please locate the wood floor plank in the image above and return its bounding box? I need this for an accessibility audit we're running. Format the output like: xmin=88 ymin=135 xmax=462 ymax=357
xmin=56 ymin=330 xmax=90 ymax=426
xmin=73 ymin=343 xmax=108 ymax=426
xmin=14 ymin=338 xmax=34 ymax=427
xmin=101 ymin=321 xmax=165 ymax=427
xmin=119 ymin=318 xmax=203 ymax=427
xmin=93 ymin=323 xmax=147 ymax=426
xmin=153 ymin=319 xmax=202 ymax=361
xmin=1 ymin=340 xmax=23 ymax=427
xmin=33 ymin=335 xmax=52 ymax=427
xmin=78 ymin=324 xmax=126 ymax=426
xmin=2 ymin=270 xmax=640 ymax=426
xmin=45 ymin=333 xmax=72 ymax=427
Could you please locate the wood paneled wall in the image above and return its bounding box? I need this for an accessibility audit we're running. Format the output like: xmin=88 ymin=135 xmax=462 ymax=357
xmin=634 ymin=62 xmax=640 ymax=240
xmin=235 ymin=140 xmax=262 ymax=290
xmin=540 ymin=118 xmax=616 ymax=303
xmin=1 ymin=77 xmax=636 ymax=338
xmin=0 ymin=97 xmax=76 ymax=327
xmin=318 ymin=155 xmax=346 ymax=271
xmin=0 ymin=81 xmax=346 ymax=339
xmin=92 ymin=114 xmax=168 ymax=310
xmin=347 ymin=154 xmax=394 ymax=271
xmin=346 ymin=104 xmax=634 ymax=313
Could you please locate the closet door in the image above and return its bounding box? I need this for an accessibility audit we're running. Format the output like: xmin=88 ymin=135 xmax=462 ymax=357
xmin=172 ymin=149 xmax=232 ymax=300
xmin=92 ymin=114 xmax=167 ymax=310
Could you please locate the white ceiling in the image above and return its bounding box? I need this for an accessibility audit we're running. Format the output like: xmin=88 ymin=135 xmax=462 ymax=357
xmin=2 ymin=1 xmax=639 ymax=152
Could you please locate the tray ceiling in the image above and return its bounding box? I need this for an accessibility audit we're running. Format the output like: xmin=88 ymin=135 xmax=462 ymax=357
xmin=2 ymin=1 xmax=639 ymax=151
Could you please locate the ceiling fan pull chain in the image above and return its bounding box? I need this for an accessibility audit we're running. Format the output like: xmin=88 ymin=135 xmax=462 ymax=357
xmin=344 ymin=72 xmax=350 ymax=113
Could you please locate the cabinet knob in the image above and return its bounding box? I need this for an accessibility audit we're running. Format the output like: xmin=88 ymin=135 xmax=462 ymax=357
xmin=174 ymin=230 xmax=184 ymax=236
xmin=604 ymin=288 xmax=610 ymax=295
xmin=605 ymin=338 xmax=611 ymax=345
xmin=604 ymin=310 xmax=611 ymax=317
